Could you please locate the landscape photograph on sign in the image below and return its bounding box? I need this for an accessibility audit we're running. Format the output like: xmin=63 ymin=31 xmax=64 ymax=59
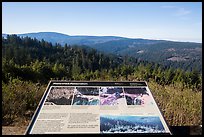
xmin=124 ymin=88 xmax=153 ymax=105
xmin=44 ymin=87 xmax=75 ymax=105
xmin=100 ymin=115 xmax=166 ymax=133
xmin=72 ymin=87 xmax=99 ymax=105
xmin=99 ymin=87 xmax=126 ymax=105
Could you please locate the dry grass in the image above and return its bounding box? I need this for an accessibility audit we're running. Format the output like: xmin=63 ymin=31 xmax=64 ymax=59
xmin=148 ymin=80 xmax=202 ymax=126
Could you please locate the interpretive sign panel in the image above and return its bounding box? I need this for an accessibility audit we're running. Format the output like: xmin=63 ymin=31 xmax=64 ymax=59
xmin=25 ymin=81 xmax=172 ymax=134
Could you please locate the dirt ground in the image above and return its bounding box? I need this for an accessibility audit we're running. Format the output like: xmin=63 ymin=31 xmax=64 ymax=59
xmin=2 ymin=119 xmax=30 ymax=135
xmin=2 ymin=126 xmax=27 ymax=135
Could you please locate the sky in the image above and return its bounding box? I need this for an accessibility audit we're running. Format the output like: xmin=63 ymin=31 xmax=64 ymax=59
xmin=2 ymin=2 xmax=202 ymax=43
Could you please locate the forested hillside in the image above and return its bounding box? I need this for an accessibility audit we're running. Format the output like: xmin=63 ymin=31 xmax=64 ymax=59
xmin=3 ymin=32 xmax=202 ymax=72
xmin=2 ymin=35 xmax=202 ymax=126
xmin=89 ymin=40 xmax=202 ymax=72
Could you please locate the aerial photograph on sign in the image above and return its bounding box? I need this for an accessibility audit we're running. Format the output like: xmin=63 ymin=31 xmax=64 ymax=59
xmin=72 ymin=87 xmax=99 ymax=105
xmin=99 ymin=87 xmax=126 ymax=105
xmin=44 ymin=87 xmax=75 ymax=105
xmin=100 ymin=115 xmax=166 ymax=133
xmin=123 ymin=88 xmax=153 ymax=106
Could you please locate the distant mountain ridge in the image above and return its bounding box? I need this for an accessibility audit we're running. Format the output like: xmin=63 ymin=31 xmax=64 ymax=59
xmin=2 ymin=32 xmax=174 ymax=45
xmin=2 ymin=32 xmax=201 ymax=46
xmin=2 ymin=32 xmax=129 ymax=46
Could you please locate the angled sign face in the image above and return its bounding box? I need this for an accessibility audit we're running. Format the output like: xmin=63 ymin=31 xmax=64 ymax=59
xmin=25 ymin=81 xmax=172 ymax=135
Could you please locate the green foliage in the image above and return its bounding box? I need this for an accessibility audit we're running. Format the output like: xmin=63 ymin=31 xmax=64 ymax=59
xmin=2 ymin=35 xmax=202 ymax=89
xmin=2 ymin=79 xmax=46 ymax=125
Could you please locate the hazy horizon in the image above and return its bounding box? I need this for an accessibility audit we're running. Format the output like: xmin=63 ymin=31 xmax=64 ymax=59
xmin=2 ymin=2 xmax=202 ymax=43
xmin=2 ymin=31 xmax=202 ymax=43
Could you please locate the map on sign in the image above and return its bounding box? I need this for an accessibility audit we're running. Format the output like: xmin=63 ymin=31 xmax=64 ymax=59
xmin=25 ymin=81 xmax=172 ymax=134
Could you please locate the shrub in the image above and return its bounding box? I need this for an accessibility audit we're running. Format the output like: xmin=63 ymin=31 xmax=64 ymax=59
xmin=2 ymin=78 xmax=46 ymax=125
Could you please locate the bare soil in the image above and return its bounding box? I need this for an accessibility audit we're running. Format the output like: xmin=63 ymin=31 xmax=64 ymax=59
xmin=2 ymin=126 xmax=27 ymax=135
xmin=2 ymin=119 xmax=30 ymax=135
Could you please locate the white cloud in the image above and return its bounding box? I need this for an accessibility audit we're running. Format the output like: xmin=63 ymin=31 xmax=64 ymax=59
xmin=161 ymin=5 xmax=191 ymax=17
xmin=161 ymin=5 xmax=176 ymax=9
xmin=175 ymin=8 xmax=191 ymax=16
